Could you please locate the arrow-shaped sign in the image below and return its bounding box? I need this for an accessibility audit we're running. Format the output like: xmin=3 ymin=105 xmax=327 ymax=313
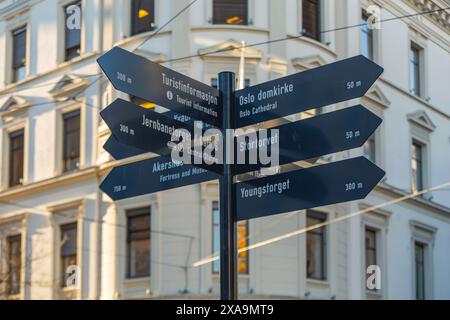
xmin=235 ymin=157 xmax=385 ymax=221
xmin=101 ymin=99 xmax=223 ymax=174
xmin=103 ymin=135 xmax=145 ymax=161
xmin=234 ymin=55 xmax=383 ymax=128
xmin=233 ymin=105 xmax=381 ymax=175
xmin=98 ymin=47 xmax=221 ymax=127
xmin=100 ymin=157 xmax=219 ymax=201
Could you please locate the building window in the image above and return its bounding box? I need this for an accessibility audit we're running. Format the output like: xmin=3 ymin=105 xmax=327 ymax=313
xmin=363 ymin=134 xmax=376 ymax=163
xmin=411 ymin=142 xmax=424 ymax=192
xmin=12 ymin=26 xmax=27 ymax=83
xmin=302 ymin=0 xmax=321 ymax=41
xmin=9 ymin=129 xmax=24 ymax=187
xmin=62 ymin=110 xmax=80 ymax=172
xmin=126 ymin=207 xmax=151 ymax=278
xmin=409 ymin=44 xmax=422 ymax=97
xmin=6 ymin=235 xmax=22 ymax=295
xmin=306 ymin=210 xmax=327 ymax=280
xmin=60 ymin=223 xmax=77 ymax=288
xmin=64 ymin=1 xmax=82 ymax=61
xmin=131 ymin=0 xmax=155 ymax=36
xmin=415 ymin=241 xmax=426 ymax=300
xmin=365 ymin=228 xmax=377 ymax=290
xmin=212 ymin=201 xmax=249 ymax=274
xmin=213 ymin=0 xmax=248 ymax=25
xmin=361 ymin=11 xmax=374 ymax=60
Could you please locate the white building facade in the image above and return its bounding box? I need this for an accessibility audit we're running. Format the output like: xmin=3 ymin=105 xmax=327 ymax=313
xmin=0 ymin=0 xmax=449 ymax=300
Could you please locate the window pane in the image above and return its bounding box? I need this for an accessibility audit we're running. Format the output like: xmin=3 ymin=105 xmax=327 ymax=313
xmin=415 ymin=242 xmax=426 ymax=300
xmin=302 ymin=0 xmax=321 ymax=41
xmin=9 ymin=130 xmax=24 ymax=187
xmin=411 ymin=142 xmax=423 ymax=192
xmin=12 ymin=26 xmax=27 ymax=82
xmin=409 ymin=45 xmax=421 ymax=96
xmin=127 ymin=207 xmax=151 ymax=278
xmin=306 ymin=211 xmax=326 ymax=280
xmin=63 ymin=110 xmax=81 ymax=172
xmin=7 ymin=235 xmax=22 ymax=295
xmin=237 ymin=221 xmax=249 ymax=274
xmin=213 ymin=0 xmax=248 ymax=25
xmin=212 ymin=201 xmax=220 ymax=273
xmin=65 ymin=1 xmax=82 ymax=61
xmin=60 ymin=223 xmax=77 ymax=287
xmin=361 ymin=12 xmax=373 ymax=60
xmin=131 ymin=0 xmax=155 ymax=35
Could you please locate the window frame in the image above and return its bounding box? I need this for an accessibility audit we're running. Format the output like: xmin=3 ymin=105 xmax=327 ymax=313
xmin=58 ymin=0 xmax=85 ymax=64
xmin=361 ymin=10 xmax=374 ymax=60
xmin=410 ymin=220 xmax=436 ymax=300
xmin=126 ymin=207 xmax=151 ymax=279
xmin=301 ymin=0 xmax=322 ymax=42
xmin=11 ymin=26 xmax=28 ymax=83
xmin=8 ymin=129 xmax=25 ymax=188
xmin=212 ymin=0 xmax=249 ymax=26
xmin=306 ymin=210 xmax=327 ymax=281
xmin=1 ymin=119 xmax=29 ymax=191
xmin=130 ymin=0 xmax=156 ymax=36
xmin=62 ymin=109 xmax=81 ymax=173
xmin=48 ymin=200 xmax=85 ymax=299
xmin=0 ymin=214 xmax=27 ymax=300
xmin=411 ymin=140 xmax=424 ymax=193
xmin=54 ymin=100 xmax=85 ymax=176
xmin=63 ymin=0 xmax=82 ymax=61
xmin=409 ymin=43 xmax=422 ymax=97
xmin=360 ymin=206 xmax=390 ymax=298
xmin=60 ymin=222 xmax=78 ymax=288
xmin=6 ymin=234 xmax=22 ymax=296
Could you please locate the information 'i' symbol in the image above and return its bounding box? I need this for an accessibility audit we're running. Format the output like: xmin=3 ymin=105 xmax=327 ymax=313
xmin=167 ymin=90 xmax=173 ymax=101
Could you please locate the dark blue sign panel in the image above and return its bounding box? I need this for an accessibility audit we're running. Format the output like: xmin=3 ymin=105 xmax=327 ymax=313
xmin=103 ymin=135 xmax=145 ymax=161
xmin=101 ymin=157 xmax=219 ymax=201
xmin=233 ymin=105 xmax=381 ymax=175
xmin=235 ymin=157 xmax=385 ymax=221
xmin=98 ymin=47 xmax=221 ymax=127
xmin=101 ymin=99 xmax=223 ymax=174
xmin=234 ymin=55 xmax=383 ymax=128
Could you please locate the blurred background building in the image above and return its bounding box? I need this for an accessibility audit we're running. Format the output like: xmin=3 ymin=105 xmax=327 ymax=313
xmin=0 ymin=0 xmax=449 ymax=300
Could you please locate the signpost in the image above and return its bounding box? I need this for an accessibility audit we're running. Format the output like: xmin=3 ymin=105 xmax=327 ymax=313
xmin=101 ymin=98 xmax=223 ymax=174
xmin=234 ymin=55 xmax=383 ymax=128
xmin=233 ymin=104 xmax=382 ymax=175
xmin=100 ymin=156 xmax=219 ymax=201
xmin=98 ymin=47 xmax=385 ymax=301
xmin=98 ymin=47 xmax=222 ymax=127
xmin=235 ymin=157 xmax=385 ymax=221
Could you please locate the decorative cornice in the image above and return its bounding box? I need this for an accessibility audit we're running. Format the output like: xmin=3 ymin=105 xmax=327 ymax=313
xmin=406 ymin=0 xmax=450 ymax=33
xmin=407 ymin=110 xmax=437 ymax=132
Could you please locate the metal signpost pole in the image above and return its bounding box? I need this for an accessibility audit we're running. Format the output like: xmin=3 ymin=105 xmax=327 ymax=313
xmin=218 ymin=72 xmax=238 ymax=300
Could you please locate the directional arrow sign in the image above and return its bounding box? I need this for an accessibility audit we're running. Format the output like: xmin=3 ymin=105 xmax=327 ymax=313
xmin=233 ymin=105 xmax=381 ymax=175
xmin=235 ymin=157 xmax=385 ymax=221
xmin=104 ymin=135 xmax=145 ymax=161
xmin=103 ymin=111 xmax=212 ymax=161
xmin=234 ymin=55 xmax=383 ymax=128
xmin=101 ymin=99 xmax=223 ymax=174
xmin=98 ymin=47 xmax=221 ymax=127
xmin=100 ymin=157 xmax=219 ymax=201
